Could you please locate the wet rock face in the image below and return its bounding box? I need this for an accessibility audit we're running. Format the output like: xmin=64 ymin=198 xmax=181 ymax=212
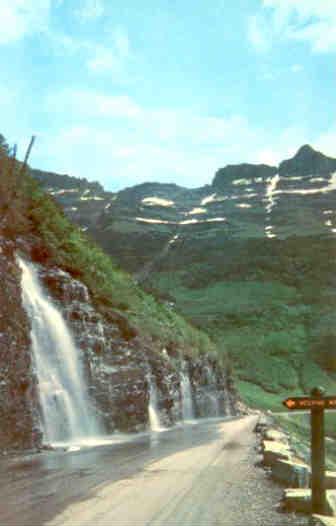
xmin=39 ymin=266 xmax=149 ymax=433
xmin=0 ymin=238 xmax=40 ymax=451
xmin=38 ymin=266 xmax=238 ymax=434
xmin=0 ymin=248 xmax=238 ymax=450
xmin=189 ymin=358 xmax=236 ymax=418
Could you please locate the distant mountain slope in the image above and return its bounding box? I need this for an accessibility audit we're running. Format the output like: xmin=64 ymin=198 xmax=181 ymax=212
xmin=30 ymin=145 xmax=336 ymax=411
xmin=31 ymin=145 xmax=336 ymax=275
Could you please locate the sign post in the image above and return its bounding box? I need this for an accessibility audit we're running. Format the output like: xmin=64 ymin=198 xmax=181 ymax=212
xmin=282 ymin=386 xmax=336 ymax=515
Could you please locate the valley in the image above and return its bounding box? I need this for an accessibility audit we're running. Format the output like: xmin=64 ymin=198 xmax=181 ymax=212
xmin=32 ymin=145 xmax=336 ymax=415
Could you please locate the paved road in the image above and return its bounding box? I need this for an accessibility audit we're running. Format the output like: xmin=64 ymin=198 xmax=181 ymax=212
xmin=0 ymin=416 xmax=305 ymax=526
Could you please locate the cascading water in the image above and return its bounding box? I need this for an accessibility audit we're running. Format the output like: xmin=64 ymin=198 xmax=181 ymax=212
xmin=204 ymin=366 xmax=220 ymax=417
xmin=147 ymin=375 xmax=162 ymax=431
xmin=206 ymin=393 xmax=220 ymax=417
xmin=18 ymin=257 xmax=102 ymax=445
xmin=181 ymin=370 xmax=194 ymax=420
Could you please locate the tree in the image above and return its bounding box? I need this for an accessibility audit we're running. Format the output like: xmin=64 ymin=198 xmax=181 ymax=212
xmin=0 ymin=134 xmax=34 ymax=237
xmin=0 ymin=133 xmax=9 ymax=157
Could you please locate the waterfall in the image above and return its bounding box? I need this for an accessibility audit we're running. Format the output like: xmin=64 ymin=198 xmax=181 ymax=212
xmin=147 ymin=376 xmax=162 ymax=431
xmin=18 ymin=257 xmax=102 ymax=445
xmin=181 ymin=370 xmax=194 ymax=420
xmin=204 ymin=365 xmax=220 ymax=417
xmin=207 ymin=392 xmax=220 ymax=417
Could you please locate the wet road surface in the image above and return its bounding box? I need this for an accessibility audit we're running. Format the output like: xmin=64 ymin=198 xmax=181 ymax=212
xmin=0 ymin=416 xmax=288 ymax=526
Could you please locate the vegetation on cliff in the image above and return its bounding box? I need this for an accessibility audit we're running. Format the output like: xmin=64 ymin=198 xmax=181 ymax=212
xmin=0 ymin=134 xmax=220 ymax=364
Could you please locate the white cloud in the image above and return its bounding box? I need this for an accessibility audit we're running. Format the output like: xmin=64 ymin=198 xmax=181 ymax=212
xmin=0 ymin=85 xmax=18 ymax=107
xmin=248 ymin=0 xmax=336 ymax=53
xmin=36 ymin=88 xmax=330 ymax=190
xmin=45 ymin=25 xmax=132 ymax=78
xmin=87 ymin=47 xmax=121 ymax=73
xmin=113 ymin=27 xmax=130 ymax=58
xmin=0 ymin=0 xmax=51 ymax=44
xmin=87 ymin=28 xmax=131 ymax=75
xmin=76 ymin=0 xmax=105 ymax=21
xmin=46 ymin=89 xmax=142 ymax=118
xmin=247 ymin=14 xmax=271 ymax=52
xmin=290 ymin=64 xmax=303 ymax=73
xmin=315 ymin=127 xmax=336 ymax=158
xmin=34 ymin=77 xmax=336 ymax=191
xmin=0 ymin=0 xmax=132 ymax=82
xmin=255 ymin=148 xmax=281 ymax=165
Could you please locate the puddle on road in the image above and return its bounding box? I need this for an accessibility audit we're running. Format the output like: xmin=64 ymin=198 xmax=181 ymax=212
xmin=222 ymin=441 xmax=242 ymax=450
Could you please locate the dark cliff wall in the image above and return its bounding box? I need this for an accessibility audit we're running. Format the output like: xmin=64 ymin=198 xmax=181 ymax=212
xmin=0 ymin=237 xmax=239 ymax=451
xmin=0 ymin=237 xmax=40 ymax=451
xmin=39 ymin=264 xmax=239 ymax=434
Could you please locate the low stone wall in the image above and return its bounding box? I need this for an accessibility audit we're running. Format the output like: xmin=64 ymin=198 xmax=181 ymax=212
xmin=255 ymin=414 xmax=336 ymax=520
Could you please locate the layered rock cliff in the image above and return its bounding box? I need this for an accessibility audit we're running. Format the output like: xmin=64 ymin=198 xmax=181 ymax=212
xmin=31 ymin=145 xmax=336 ymax=274
xmin=0 ymin=231 xmax=237 ymax=451
xmin=40 ymin=262 xmax=237 ymax=430
xmin=0 ymin=237 xmax=40 ymax=450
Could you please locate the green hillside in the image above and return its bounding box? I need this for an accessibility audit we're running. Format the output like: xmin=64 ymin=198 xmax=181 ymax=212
xmin=146 ymin=235 xmax=336 ymax=410
xmin=0 ymin=135 xmax=221 ymax=365
xmin=23 ymin=139 xmax=336 ymax=413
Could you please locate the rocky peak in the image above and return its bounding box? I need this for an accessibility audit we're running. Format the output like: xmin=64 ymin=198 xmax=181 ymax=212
xmin=279 ymin=144 xmax=336 ymax=176
xmin=212 ymin=163 xmax=277 ymax=189
xmin=117 ymin=182 xmax=191 ymax=204
xmin=31 ymin=168 xmax=106 ymax=195
xmin=295 ymin=144 xmax=316 ymax=158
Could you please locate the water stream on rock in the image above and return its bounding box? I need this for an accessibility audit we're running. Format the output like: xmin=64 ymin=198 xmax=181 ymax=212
xmin=181 ymin=370 xmax=194 ymax=420
xmin=18 ymin=257 xmax=102 ymax=445
xmin=204 ymin=366 xmax=220 ymax=417
xmin=206 ymin=392 xmax=220 ymax=417
xmin=147 ymin=376 xmax=162 ymax=431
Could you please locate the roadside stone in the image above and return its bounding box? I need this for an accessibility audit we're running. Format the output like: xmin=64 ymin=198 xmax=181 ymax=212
xmin=262 ymin=439 xmax=292 ymax=466
xmin=264 ymin=427 xmax=288 ymax=443
xmin=326 ymin=472 xmax=336 ymax=490
xmin=254 ymin=414 xmax=271 ymax=433
xmin=327 ymin=491 xmax=336 ymax=516
xmin=312 ymin=514 xmax=336 ymax=525
xmin=283 ymin=489 xmax=336 ymax=516
xmin=272 ymin=458 xmax=310 ymax=488
xmin=283 ymin=489 xmax=312 ymax=514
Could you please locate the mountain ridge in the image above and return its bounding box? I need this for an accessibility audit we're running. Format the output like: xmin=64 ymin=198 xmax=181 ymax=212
xmin=31 ymin=144 xmax=336 ymax=193
xmin=30 ymin=144 xmax=336 ymax=251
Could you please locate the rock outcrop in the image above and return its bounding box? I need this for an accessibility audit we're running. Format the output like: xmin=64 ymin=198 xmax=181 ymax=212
xmin=279 ymin=145 xmax=336 ymax=177
xmin=38 ymin=263 xmax=237 ymax=434
xmin=0 ymin=237 xmax=237 ymax=450
xmin=0 ymin=237 xmax=40 ymax=451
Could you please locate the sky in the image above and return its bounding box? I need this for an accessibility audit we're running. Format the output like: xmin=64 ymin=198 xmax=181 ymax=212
xmin=0 ymin=0 xmax=335 ymax=191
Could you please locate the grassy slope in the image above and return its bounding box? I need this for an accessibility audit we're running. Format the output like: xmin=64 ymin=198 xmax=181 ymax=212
xmin=1 ymin=161 xmax=220 ymax=364
xmin=146 ymin=235 xmax=336 ymax=411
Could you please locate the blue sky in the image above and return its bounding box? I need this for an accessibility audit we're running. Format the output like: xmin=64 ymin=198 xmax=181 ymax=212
xmin=0 ymin=0 xmax=335 ymax=191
